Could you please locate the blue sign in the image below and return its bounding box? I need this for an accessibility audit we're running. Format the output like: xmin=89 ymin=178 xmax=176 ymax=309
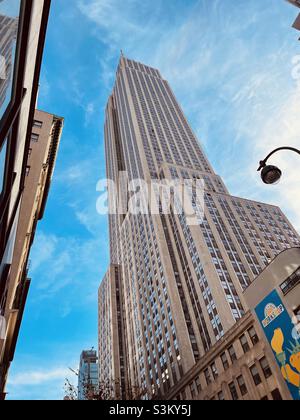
xmin=255 ymin=290 xmax=300 ymax=400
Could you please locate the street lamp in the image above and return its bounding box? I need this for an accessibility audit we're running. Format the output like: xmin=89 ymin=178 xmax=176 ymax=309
xmin=257 ymin=147 xmax=300 ymax=185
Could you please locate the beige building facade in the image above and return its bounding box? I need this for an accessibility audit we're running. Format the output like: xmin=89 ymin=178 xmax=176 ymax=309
xmin=165 ymin=311 xmax=292 ymax=401
xmin=0 ymin=0 xmax=54 ymax=399
xmin=99 ymin=265 xmax=127 ymax=400
xmin=0 ymin=109 xmax=63 ymax=397
xmin=155 ymin=249 xmax=300 ymax=401
xmin=99 ymin=57 xmax=300 ymax=400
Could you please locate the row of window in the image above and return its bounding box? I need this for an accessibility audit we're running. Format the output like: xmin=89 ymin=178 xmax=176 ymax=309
xmin=280 ymin=267 xmax=300 ymax=296
xmin=178 ymin=326 xmax=260 ymax=402
xmin=0 ymin=2 xmax=21 ymax=122
xmin=196 ymin=326 xmax=259 ymax=393
xmin=225 ymin=357 xmax=274 ymax=400
xmin=0 ymin=2 xmax=21 ymax=198
xmin=205 ymin=357 xmax=272 ymax=401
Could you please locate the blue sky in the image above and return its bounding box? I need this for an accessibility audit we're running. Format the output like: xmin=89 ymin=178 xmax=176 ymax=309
xmin=6 ymin=0 xmax=300 ymax=400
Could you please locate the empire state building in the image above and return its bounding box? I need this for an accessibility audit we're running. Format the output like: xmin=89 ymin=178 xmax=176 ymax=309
xmin=98 ymin=56 xmax=300 ymax=400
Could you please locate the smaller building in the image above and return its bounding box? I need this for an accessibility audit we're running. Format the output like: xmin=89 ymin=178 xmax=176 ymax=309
xmin=78 ymin=350 xmax=99 ymax=400
xmin=165 ymin=311 xmax=290 ymax=401
xmin=165 ymin=248 xmax=300 ymax=401
xmin=244 ymin=247 xmax=300 ymax=401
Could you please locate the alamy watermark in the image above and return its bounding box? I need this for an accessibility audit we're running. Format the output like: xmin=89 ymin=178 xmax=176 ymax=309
xmin=96 ymin=172 xmax=205 ymax=226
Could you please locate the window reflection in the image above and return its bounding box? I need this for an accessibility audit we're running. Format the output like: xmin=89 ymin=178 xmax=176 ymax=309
xmin=0 ymin=138 xmax=7 ymax=194
xmin=0 ymin=0 xmax=21 ymax=121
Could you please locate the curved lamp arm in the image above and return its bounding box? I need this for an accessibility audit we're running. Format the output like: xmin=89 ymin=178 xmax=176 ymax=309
xmin=258 ymin=147 xmax=300 ymax=171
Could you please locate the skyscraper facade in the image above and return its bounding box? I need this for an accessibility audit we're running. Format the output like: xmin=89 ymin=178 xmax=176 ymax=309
xmin=78 ymin=350 xmax=99 ymax=401
xmin=98 ymin=265 xmax=126 ymax=400
xmin=99 ymin=56 xmax=300 ymax=399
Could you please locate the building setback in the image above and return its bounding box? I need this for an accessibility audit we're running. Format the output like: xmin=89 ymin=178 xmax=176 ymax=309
xmin=98 ymin=56 xmax=300 ymax=400
xmin=0 ymin=0 xmax=60 ymax=399
xmin=98 ymin=265 xmax=127 ymax=400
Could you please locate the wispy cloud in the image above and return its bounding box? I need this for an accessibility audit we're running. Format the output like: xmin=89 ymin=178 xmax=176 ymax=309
xmin=76 ymin=0 xmax=300 ymax=230
xmin=9 ymin=368 xmax=69 ymax=386
xmin=30 ymin=231 xmax=108 ymax=304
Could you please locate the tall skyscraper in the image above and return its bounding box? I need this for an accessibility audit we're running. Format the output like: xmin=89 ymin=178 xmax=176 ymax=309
xmin=78 ymin=350 xmax=99 ymax=401
xmin=99 ymin=56 xmax=300 ymax=399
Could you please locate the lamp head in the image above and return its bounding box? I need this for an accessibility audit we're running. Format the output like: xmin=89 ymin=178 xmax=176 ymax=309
xmin=260 ymin=165 xmax=282 ymax=185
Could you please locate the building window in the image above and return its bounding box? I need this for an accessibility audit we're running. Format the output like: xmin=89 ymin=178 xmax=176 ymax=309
xmin=25 ymin=166 xmax=30 ymax=176
xmin=190 ymin=382 xmax=197 ymax=399
xmin=204 ymin=368 xmax=212 ymax=386
xmin=218 ymin=391 xmax=225 ymax=401
xmin=261 ymin=396 xmax=269 ymax=401
xmin=294 ymin=306 xmax=300 ymax=317
xmin=211 ymin=362 xmax=218 ymax=380
xmin=259 ymin=357 xmax=272 ymax=379
xmin=271 ymin=389 xmax=282 ymax=401
xmin=280 ymin=268 xmax=300 ymax=295
xmin=0 ymin=0 xmax=21 ymax=122
xmin=195 ymin=376 xmax=201 ymax=393
xmin=33 ymin=120 xmax=43 ymax=128
xmin=237 ymin=375 xmax=248 ymax=396
xmin=248 ymin=327 xmax=259 ymax=346
xmin=221 ymin=352 xmax=229 ymax=370
xmin=228 ymin=345 xmax=237 ymax=363
xmin=31 ymin=133 xmax=39 ymax=143
xmin=229 ymin=382 xmax=239 ymax=401
xmin=240 ymin=335 xmax=250 ymax=354
xmin=250 ymin=365 xmax=262 ymax=386
xmin=0 ymin=139 xmax=7 ymax=194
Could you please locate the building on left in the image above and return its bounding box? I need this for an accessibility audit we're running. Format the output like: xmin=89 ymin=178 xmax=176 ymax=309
xmin=285 ymin=0 xmax=300 ymax=32
xmin=0 ymin=0 xmax=62 ymax=399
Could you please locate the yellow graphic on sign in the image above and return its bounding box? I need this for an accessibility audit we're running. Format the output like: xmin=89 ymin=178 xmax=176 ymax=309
xmin=271 ymin=328 xmax=300 ymax=390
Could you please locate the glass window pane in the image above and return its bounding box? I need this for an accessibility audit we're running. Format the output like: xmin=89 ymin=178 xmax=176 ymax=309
xmin=0 ymin=0 xmax=21 ymax=121
xmin=0 ymin=139 xmax=7 ymax=194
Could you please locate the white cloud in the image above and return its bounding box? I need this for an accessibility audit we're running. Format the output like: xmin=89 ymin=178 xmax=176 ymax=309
xmin=29 ymin=229 xmax=108 ymax=306
xmin=30 ymin=233 xmax=57 ymax=273
xmin=9 ymin=368 xmax=69 ymax=386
